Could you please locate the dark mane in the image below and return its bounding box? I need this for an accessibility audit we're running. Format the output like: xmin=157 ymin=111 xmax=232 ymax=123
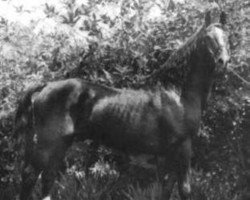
xmin=166 ymin=26 xmax=206 ymax=68
xmin=147 ymin=24 xmax=207 ymax=84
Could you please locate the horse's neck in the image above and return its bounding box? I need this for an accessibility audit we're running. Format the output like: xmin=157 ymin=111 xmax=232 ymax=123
xmin=181 ymin=50 xmax=215 ymax=113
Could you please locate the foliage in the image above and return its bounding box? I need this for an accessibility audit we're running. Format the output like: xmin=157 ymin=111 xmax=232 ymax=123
xmin=0 ymin=0 xmax=249 ymax=199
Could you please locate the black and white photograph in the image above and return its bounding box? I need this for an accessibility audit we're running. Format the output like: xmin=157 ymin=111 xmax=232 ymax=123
xmin=0 ymin=0 xmax=249 ymax=199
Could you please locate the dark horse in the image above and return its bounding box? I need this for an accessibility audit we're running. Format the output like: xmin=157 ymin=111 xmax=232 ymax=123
xmin=15 ymin=11 xmax=230 ymax=200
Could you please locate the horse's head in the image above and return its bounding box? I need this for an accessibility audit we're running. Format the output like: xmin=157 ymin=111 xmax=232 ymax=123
xmin=203 ymin=11 xmax=231 ymax=68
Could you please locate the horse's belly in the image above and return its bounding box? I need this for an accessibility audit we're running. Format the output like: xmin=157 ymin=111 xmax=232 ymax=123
xmin=89 ymin=90 xmax=179 ymax=154
xmin=89 ymin=113 xmax=164 ymax=154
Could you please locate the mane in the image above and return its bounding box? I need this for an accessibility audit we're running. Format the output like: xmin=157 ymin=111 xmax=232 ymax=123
xmin=158 ymin=23 xmax=224 ymax=74
xmin=164 ymin=25 xmax=206 ymax=69
xmin=146 ymin=23 xmax=208 ymax=84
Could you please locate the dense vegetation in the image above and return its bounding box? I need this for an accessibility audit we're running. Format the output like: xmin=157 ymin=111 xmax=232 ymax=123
xmin=0 ymin=0 xmax=249 ymax=199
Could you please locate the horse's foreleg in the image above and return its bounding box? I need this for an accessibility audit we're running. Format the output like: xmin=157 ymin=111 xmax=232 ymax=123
xmin=177 ymin=138 xmax=192 ymax=200
xmin=41 ymin=166 xmax=58 ymax=200
xmin=20 ymin=163 xmax=41 ymax=200
xmin=178 ymin=167 xmax=191 ymax=200
xmin=162 ymin=171 xmax=177 ymax=200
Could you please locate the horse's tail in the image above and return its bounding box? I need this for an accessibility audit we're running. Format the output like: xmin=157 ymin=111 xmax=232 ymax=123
xmin=14 ymin=83 xmax=46 ymax=144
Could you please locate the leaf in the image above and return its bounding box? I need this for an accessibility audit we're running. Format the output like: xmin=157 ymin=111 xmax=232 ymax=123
xmin=102 ymin=69 xmax=113 ymax=84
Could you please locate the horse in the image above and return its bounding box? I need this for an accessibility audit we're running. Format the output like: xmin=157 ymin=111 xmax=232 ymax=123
xmin=15 ymin=10 xmax=230 ymax=200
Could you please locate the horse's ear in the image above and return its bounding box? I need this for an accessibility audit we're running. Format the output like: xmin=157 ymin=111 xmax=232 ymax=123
xmin=205 ymin=11 xmax=211 ymax=27
xmin=220 ymin=11 xmax=227 ymax=25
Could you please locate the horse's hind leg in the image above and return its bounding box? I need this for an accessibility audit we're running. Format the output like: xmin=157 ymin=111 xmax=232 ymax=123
xmin=20 ymin=162 xmax=41 ymax=200
xmin=41 ymin=136 xmax=73 ymax=199
xmin=85 ymin=142 xmax=99 ymax=178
